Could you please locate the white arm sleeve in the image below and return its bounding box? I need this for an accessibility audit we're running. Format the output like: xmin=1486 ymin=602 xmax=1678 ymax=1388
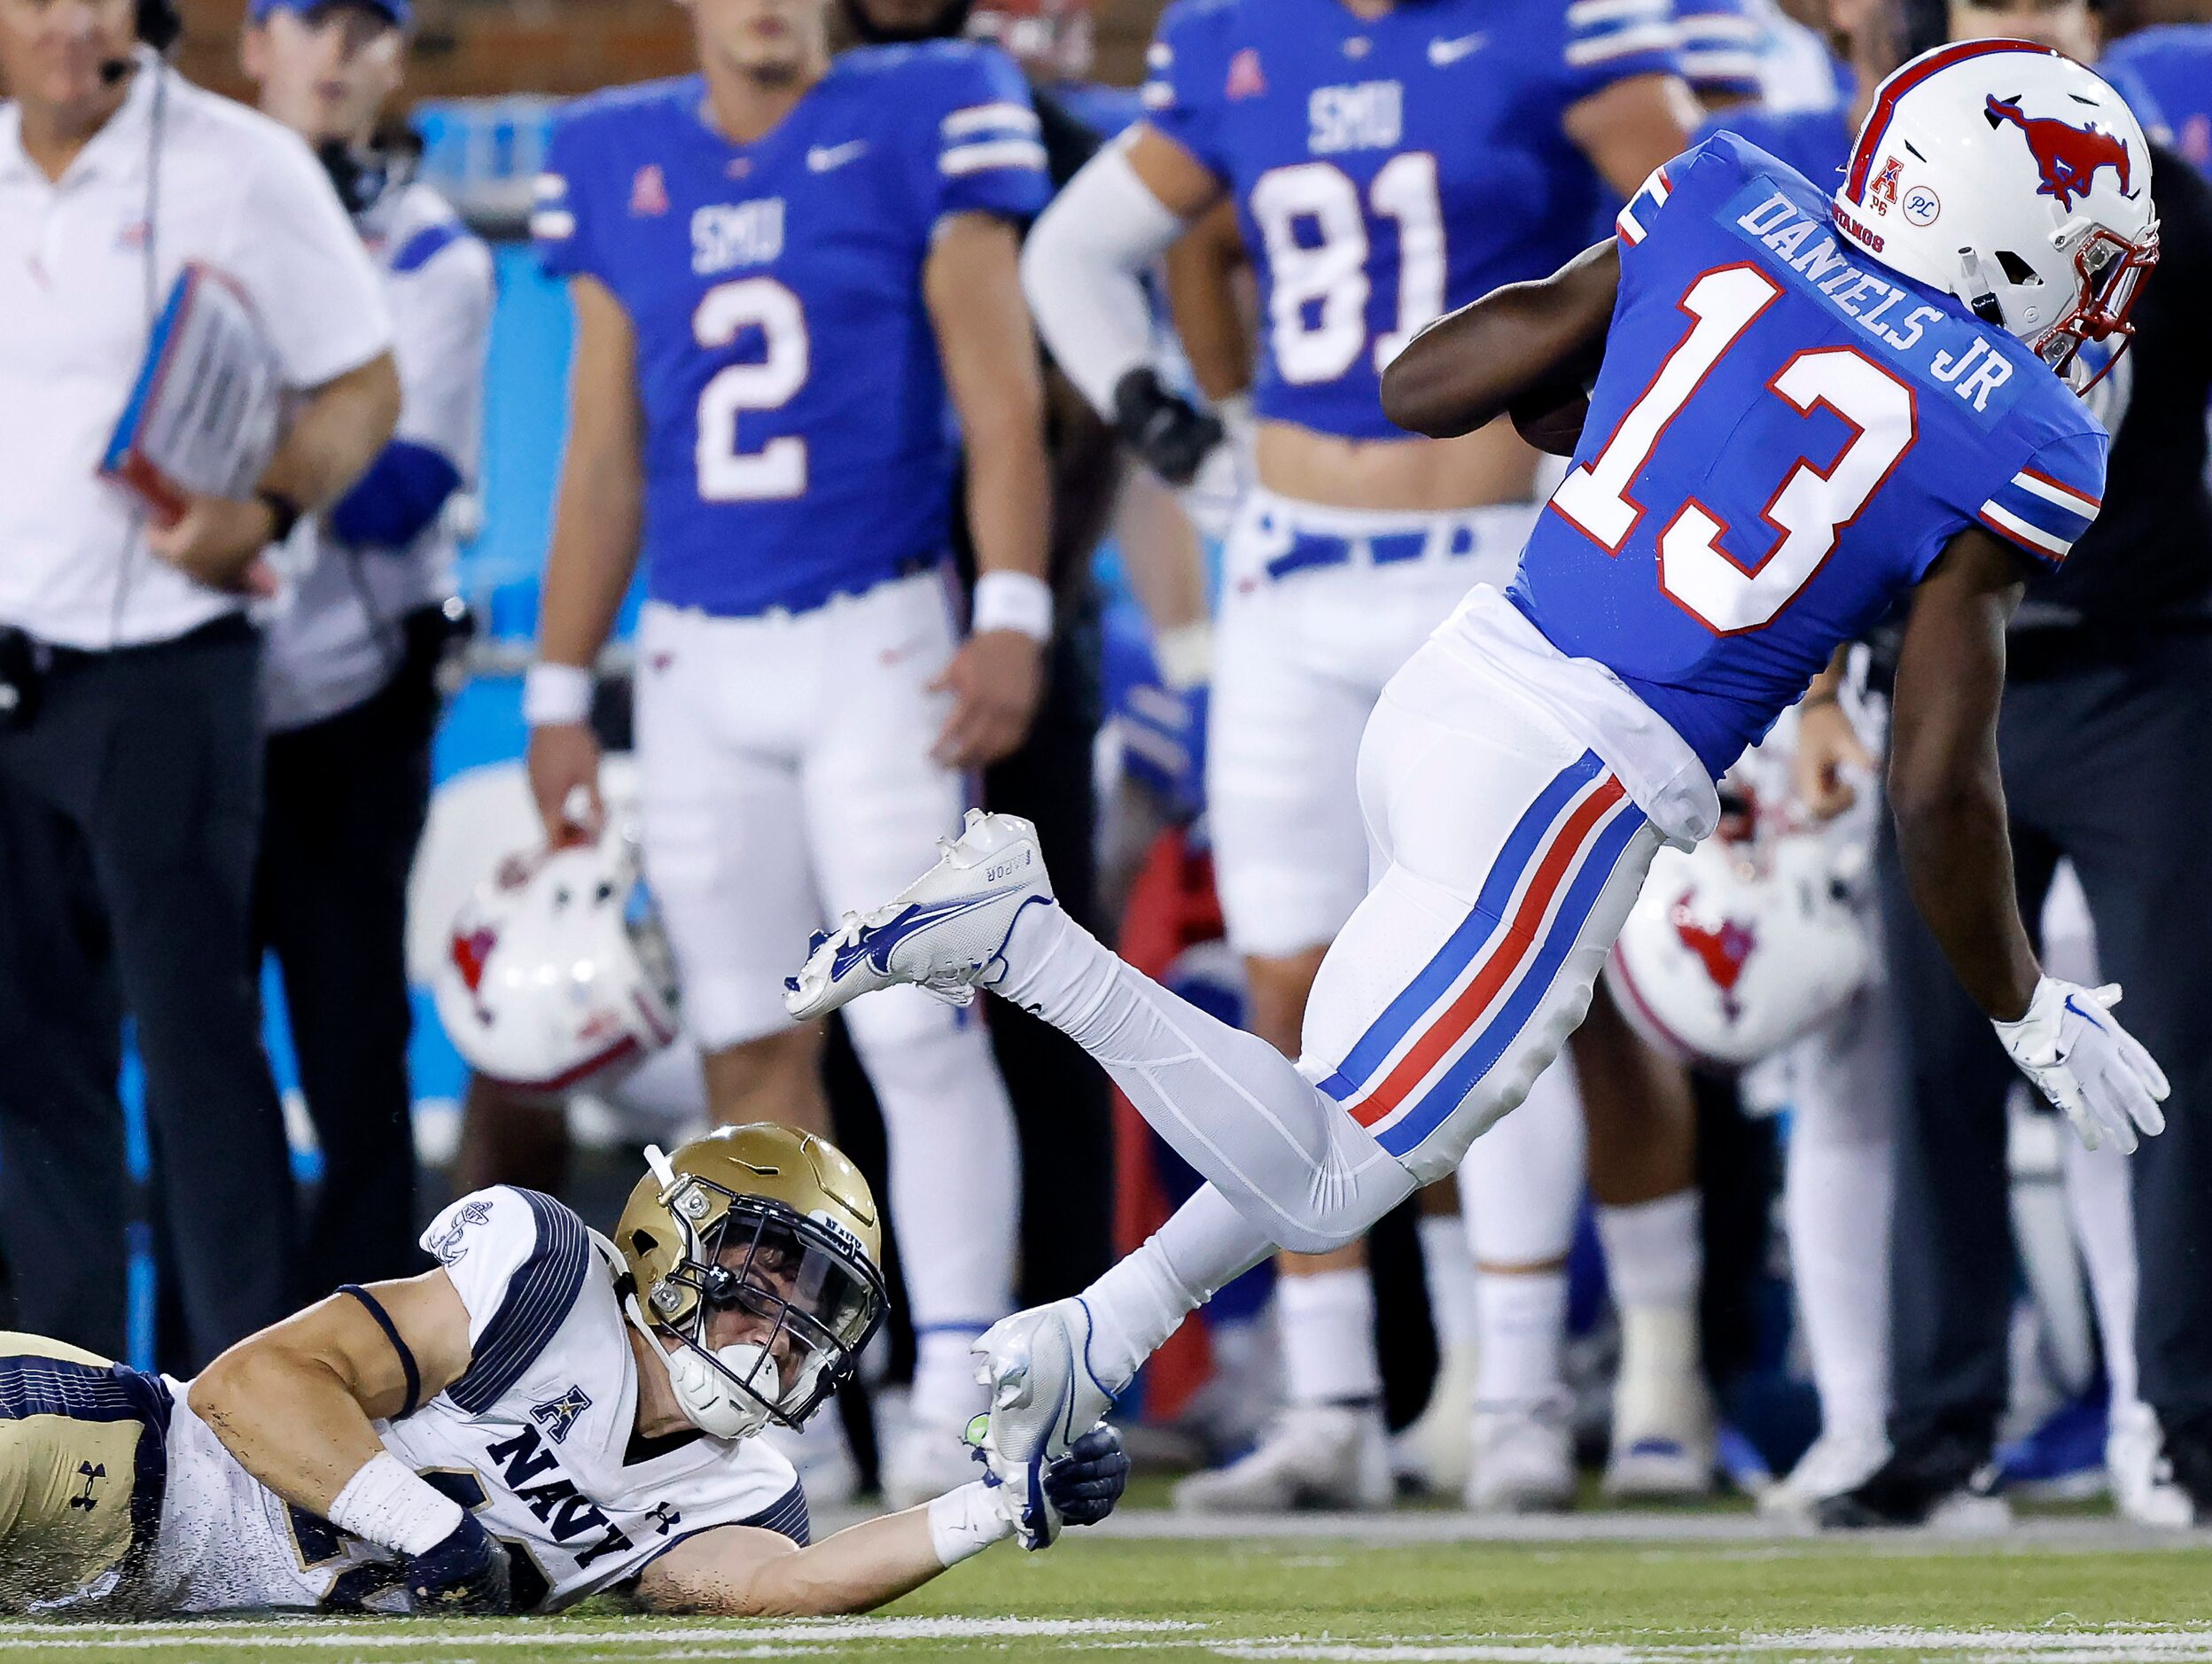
xmin=1020 ymin=143 xmax=1189 ymax=418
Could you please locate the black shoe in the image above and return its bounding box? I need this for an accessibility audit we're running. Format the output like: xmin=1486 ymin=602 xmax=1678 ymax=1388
xmin=2161 ymin=1422 xmax=2212 ymax=1523
xmin=1813 ymin=1434 xmax=2005 ymax=1529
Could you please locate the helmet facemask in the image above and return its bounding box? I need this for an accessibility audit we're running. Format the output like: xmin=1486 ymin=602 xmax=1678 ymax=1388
xmin=635 ymin=1158 xmax=887 ymax=1439
xmin=2031 ymin=221 xmax=2160 ymax=389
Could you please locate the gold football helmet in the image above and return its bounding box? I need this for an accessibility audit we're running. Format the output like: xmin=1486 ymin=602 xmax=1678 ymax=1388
xmin=617 ymin=1124 xmax=887 ymax=1439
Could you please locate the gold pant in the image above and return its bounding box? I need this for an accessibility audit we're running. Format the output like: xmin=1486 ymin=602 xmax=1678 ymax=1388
xmin=0 ymin=1334 xmax=169 ymax=1612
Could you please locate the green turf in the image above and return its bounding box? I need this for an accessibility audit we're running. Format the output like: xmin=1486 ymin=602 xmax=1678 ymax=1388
xmin=4 ymin=1535 xmax=2208 ymax=1663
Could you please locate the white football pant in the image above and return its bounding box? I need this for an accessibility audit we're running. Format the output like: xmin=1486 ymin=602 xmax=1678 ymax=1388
xmin=635 ymin=575 xmax=1018 ymax=1395
xmin=1208 ymin=491 xmax=1536 ymax=959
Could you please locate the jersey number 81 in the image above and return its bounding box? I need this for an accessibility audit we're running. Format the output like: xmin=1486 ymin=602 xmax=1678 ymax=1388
xmin=1250 ymin=153 xmax=1445 ymax=384
xmin=1552 ymin=264 xmax=1919 ymax=634
xmin=693 ymin=276 xmax=810 ymax=502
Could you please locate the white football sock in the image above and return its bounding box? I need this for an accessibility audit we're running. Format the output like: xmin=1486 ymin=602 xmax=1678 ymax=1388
xmin=2063 ymin=1130 xmax=2140 ymax=1413
xmin=1278 ymin=1268 xmax=1383 ymax=1406
xmin=1083 ymin=1183 xmax=1275 ymax=1390
xmin=1461 ymin=1058 xmax=1586 ymax=1266
xmin=1475 ymin=1270 xmax=1569 ymax=1410
xmin=1785 ymin=1073 xmax=1893 ymax=1439
xmin=1418 ymin=1214 xmax=1477 ymax=1352
xmin=849 ymin=1015 xmax=1017 ymax=1425
xmin=1596 ymin=1189 xmax=1702 ymax=1313
xmin=990 ymin=902 xmax=1414 ymax=1255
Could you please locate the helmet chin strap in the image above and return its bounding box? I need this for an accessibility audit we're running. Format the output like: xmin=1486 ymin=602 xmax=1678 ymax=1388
xmin=623 ymin=1293 xmax=775 ymax=1441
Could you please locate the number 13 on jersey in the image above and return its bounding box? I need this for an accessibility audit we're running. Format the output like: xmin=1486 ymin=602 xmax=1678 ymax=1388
xmin=1552 ymin=264 xmax=1919 ymax=634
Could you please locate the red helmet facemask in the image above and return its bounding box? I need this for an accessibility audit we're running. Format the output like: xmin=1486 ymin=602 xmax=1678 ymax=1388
xmin=2036 ymin=220 xmax=2161 ymax=391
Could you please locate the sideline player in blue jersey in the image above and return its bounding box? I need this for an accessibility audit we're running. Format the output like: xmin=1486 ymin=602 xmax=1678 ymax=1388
xmin=786 ymin=41 xmax=2173 ymax=1495
xmin=1022 ymin=0 xmax=1720 ymax=1513
xmin=521 ymin=0 xmax=1051 ymax=1507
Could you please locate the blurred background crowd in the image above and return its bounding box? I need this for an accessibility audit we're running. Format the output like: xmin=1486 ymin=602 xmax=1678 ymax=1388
xmin=3 ymin=0 xmax=2209 ymax=1536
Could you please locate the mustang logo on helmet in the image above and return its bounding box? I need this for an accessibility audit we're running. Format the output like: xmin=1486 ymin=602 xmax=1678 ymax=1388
xmin=1985 ymin=95 xmax=2132 ymax=211
xmin=1668 ymin=892 xmax=1757 ymax=1021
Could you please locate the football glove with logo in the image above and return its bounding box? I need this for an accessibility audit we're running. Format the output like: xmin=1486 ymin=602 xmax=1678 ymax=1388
xmin=404 ymin=1512 xmax=511 ymax=1614
xmin=1993 ymin=977 xmax=2169 ymax=1154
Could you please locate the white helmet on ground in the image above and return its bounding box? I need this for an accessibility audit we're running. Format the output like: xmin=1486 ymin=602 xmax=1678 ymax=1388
xmin=1832 ymin=39 xmax=2159 ymax=385
xmin=1605 ymin=829 xmax=1869 ymax=1069
xmin=434 ymin=828 xmax=681 ymax=1097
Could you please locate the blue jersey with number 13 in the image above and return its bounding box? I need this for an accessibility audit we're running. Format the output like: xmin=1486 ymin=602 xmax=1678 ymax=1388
xmin=1507 ymin=132 xmax=2108 ymax=775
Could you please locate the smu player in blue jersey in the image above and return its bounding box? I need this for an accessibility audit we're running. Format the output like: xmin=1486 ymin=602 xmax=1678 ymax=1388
xmin=785 ymin=42 xmax=2171 ymax=1499
xmin=1023 ymin=0 xmax=1722 ymax=1512
xmin=2104 ymin=21 xmax=2212 ymax=178
xmin=522 ymin=0 xmax=1051 ymax=1506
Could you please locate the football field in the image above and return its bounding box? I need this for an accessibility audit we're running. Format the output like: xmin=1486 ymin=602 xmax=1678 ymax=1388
xmin=6 ymin=1517 xmax=2208 ymax=1663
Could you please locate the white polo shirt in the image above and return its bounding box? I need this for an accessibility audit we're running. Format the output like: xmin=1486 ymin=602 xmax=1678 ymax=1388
xmin=261 ymin=179 xmax=494 ymax=733
xmin=0 ymin=54 xmax=393 ymax=651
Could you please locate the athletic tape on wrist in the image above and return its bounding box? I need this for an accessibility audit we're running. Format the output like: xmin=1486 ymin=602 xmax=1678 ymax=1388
xmin=327 ymin=1451 xmax=464 ymax=1558
xmin=523 ymin=662 xmax=594 ymax=727
xmin=926 ymin=1480 xmax=1016 ymax=1567
xmin=972 ymin=572 xmax=1054 ymax=643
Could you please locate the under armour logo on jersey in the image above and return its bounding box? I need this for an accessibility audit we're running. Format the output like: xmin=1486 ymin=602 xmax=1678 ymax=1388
xmin=1429 ymin=32 xmax=1485 ymax=66
xmin=629 ymin=164 xmax=668 ymax=218
xmin=1225 ymin=47 xmax=1266 ymax=101
xmin=647 ymin=1500 xmax=683 ymax=1536
xmin=427 ymin=1199 xmax=495 ymax=1266
xmin=808 ymin=140 xmax=869 ymax=173
xmin=1986 ymin=95 xmax=2133 ymax=210
xmin=531 ymin=1385 xmax=594 ymax=1444
xmin=67 ymin=1462 xmax=105 ymax=1511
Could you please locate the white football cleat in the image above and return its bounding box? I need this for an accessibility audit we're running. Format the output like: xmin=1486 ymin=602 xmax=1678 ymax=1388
xmin=1604 ymin=1309 xmax=1717 ymax=1500
xmin=1466 ymin=1401 xmax=1577 ymax=1514
xmin=784 ymin=810 xmax=1054 ymax=1021
xmin=1759 ymin=1425 xmax=1891 ymax=1519
xmin=972 ymin=1299 xmax=1118 ymax=1469
xmin=2109 ymin=1402 xmax=2197 ymax=1528
xmin=1173 ymin=1404 xmax=1392 ymax=1513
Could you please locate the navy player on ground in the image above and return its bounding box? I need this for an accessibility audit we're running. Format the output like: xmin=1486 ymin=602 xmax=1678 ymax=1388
xmin=522 ymin=0 xmax=1049 ymax=1506
xmin=1022 ymin=0 xmax=1717 ymax=1512
xmin=0 ymin=1128 xmax=1126 ymax=1614
xmin=788 ymin=41 xmax=2171 ymax=1492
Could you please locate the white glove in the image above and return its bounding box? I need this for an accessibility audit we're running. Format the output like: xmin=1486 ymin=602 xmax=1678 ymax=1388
xmin=1992 ymin=978 xmax=2169 ymax=1154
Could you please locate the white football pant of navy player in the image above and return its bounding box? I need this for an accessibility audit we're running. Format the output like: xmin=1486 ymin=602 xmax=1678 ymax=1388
xmin=1023 ymin=0 xmax=1717 ymax=1510
xmin=519 ymin=0 xmax=1056 ymax=1508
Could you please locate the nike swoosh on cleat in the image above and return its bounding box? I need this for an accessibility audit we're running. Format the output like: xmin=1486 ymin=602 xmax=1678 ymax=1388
xmin=826 ymin=891 xmax=1008 ymax=982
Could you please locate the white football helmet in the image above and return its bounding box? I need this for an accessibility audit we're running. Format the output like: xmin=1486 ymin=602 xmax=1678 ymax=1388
xmin=966 ymin=0 xmax=1093 ymax=80
xmin=433 ymin=828 xmax=682 ymax=1098
xmin=1605 ymin=830 xmax=1869 ymax=1068
xmin=1832 ymin=40 xmax=2158 ymax=385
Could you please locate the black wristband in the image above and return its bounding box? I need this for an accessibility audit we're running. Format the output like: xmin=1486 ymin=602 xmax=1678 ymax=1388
xmin=257 ymin=487 xmax=304 ymax=545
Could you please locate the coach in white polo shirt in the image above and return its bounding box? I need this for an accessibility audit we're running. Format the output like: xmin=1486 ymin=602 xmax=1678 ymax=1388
xmin=0 ymin=0 xmax=399 ymax=1369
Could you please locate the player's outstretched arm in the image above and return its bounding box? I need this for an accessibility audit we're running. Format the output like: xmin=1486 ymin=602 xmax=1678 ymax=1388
xmin=188 ymin=1272 xmax=511 ymax=1609
xmin=629 ymin=1510 xmax=949 ymax=1618
xmin=1380 ymin=240 xmax=1618 ymax=444
xmin=525 ymin=274 xmax=645 ymax=844
xmin=1889 ymin=525 xmax=2168 ymax=1152
xmin=632 ymin=1427 xmax=1133 ymax=1617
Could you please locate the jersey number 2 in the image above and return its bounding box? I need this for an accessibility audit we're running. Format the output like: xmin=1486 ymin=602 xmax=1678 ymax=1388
xmin=694 ymin=277 xmax=809 ymax=502
xmin=1550 ymin=265 xmax=1918 ymax=634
